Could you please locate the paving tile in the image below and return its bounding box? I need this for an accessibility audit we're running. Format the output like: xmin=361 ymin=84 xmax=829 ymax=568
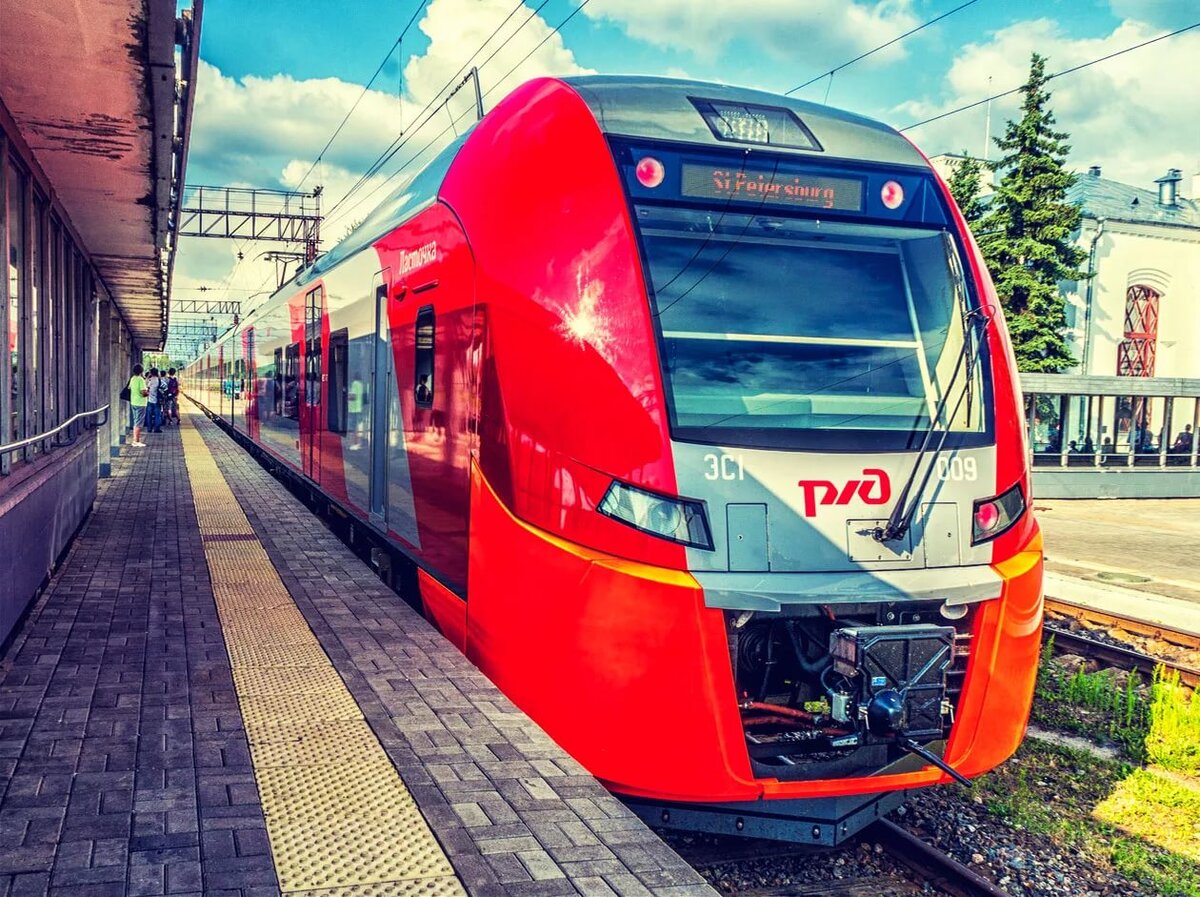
xmin=0 ymin=426 xmax=274 ymax=897
xmin=191 ymin=414 xmax=716 ymax=895
xmin=0 ymin=413 xmax=716 ymax=897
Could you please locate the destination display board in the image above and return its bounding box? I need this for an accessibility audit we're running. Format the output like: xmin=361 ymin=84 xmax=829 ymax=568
xmin=680 ymin=163 xmax=864 ymax=212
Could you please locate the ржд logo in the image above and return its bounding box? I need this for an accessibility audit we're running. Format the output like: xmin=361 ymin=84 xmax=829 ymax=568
xmin=797 ymin=469 xmax=890 ymax=517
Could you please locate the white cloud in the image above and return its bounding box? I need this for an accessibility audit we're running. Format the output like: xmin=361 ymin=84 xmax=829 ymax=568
xmin=188 ymin=59 xmax=418 ymax=188
xmin=178 ymin=0 xmax=595 ymax=302
xmin=583 ymin=0 xmax=919 ymax=67
xmin=896 ymin=18 xmax=1200 ymax=188
xmin=403 ymin=0 xmax=594 ymax=113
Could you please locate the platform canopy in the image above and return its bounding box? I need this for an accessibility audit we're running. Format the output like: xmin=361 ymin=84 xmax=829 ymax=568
xmin=0 ymin=0 xmax=201 ymax=349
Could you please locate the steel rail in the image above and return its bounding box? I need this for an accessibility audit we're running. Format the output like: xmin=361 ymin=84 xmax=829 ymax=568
xmin=676 ymin=821 xmax=1014 ymax=896
xmin=1045 ymin=598 xmax=1200 ymax=651
xmin=873 ymin=819 xmax=1015 ymax=897
xmin=1043 ymin=623 xmax=1199 ymax=689
xmin=0 ymin=404 xmax=110 ymax=459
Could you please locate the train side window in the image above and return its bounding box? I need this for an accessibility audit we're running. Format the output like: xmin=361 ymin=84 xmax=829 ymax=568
xmin=328 ymin=329 xmax=349 ymax=433
xmin=414 ymin=306 xmax=434 ymax=406
xmin=305 ymin=287 xmax=322 ymax=407
xmin=305 ymin=339 xmax=321 ymax=407
xmin=285 ymin=343 xmax=300 ymax=419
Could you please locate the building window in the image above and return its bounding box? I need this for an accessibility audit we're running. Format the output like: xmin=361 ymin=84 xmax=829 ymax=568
xmin=6 ymin=157 xmax=27 ymax=454
xmin=29 ymin=193 xmax=45 ymax=454
xmin=1116 ymin=284 xmax=1159 ymax=378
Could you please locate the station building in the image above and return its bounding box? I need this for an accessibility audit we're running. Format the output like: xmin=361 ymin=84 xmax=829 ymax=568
xmin=0 ymin=1 xmax=200 ymax=642
xmin=929 ymin=153 xmax=1200 ymax=493
xmin=1063 ymin=165 xmax=1200 ymax=381
xmin=1023 ymin=166 xmax=1200 ymax=496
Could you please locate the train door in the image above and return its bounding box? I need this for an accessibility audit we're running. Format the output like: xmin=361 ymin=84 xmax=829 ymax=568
xmin=368 ymin=279 xmax=390 ymax=527
xmin=302 ymin=286 xmax=322 ymax=480
xmin=217 ymin=346 xmax=226 ymax=419
xmin=243 ymin=326 xmax=257 ymax=439
xmin=230 ymin=331 xmax=241 ymax=431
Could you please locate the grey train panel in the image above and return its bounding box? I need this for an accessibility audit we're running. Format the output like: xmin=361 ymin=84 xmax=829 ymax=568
xmin=674 ymin=440 xmax=997 ymax=609
xmin=564 ymin=75 xmax=927 ymax=167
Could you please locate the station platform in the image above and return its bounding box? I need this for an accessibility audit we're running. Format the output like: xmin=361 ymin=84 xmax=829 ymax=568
xmin=0 ymin=411 xmax=716 ymax=897
xmin=1036 ymin=497 xmax=1200 ymax=636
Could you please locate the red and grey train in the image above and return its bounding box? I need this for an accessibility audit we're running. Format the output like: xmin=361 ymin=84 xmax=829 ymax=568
xmin=187 ymin=76 xmax=1043 ymax=843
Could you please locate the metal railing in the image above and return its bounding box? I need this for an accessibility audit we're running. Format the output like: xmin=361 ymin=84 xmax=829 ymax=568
xmin=0 ymin=404 xmax=110 ymax=463
xmin=1020 ymin=373 xmax=1200 ymax=498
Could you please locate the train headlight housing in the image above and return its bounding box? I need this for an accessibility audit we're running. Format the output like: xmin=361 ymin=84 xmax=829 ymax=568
xmin=971 ymin=483 xmax=1026 ymax=544
xmin=598 ymin=480 xmax=714 ymax=550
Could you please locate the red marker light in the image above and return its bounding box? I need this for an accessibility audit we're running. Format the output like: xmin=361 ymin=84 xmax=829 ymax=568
xmin=881 ymin=180 xmax=904 ymax=210
xmin=974 ymin=500 xmax=1001 ymax=534
xmin=636 ymin=156 xmax=666 ymax=189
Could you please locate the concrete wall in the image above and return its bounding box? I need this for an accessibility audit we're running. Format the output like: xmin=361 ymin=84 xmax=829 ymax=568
xmin=0 ymin=438 xmax=97 ymax=643
xmin=0 ymin=267 xmax=135 ymax=647
xmin=1032 ymin=467 xmax=1200 ymax=499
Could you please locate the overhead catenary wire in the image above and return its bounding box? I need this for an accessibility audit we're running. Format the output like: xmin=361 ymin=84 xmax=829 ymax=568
xmin=480 ymin=0 xmax=591 ymax=102
xmin=323 ymin=0 xmax=538 ymax=223
xmin=785 ymin=0 xmax=982 ymax=97
xmin=900 ymin=21 xmax=1200 ymax=131
xmin=321 ymin=0 xmax=588 ymax=231
xmin=292 ymin=0 xmax=431 ymax=194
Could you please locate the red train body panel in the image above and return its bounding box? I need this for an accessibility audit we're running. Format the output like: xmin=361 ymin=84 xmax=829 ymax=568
xmin=188 ymin=75 xmax=1043 ymax=843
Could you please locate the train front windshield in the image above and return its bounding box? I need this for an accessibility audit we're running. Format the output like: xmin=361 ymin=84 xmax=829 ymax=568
xmin=634 ymin=205 xmax=989 ymax=450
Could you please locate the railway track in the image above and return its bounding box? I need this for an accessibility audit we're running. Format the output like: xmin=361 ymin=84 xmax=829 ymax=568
xmin=677 ymin=819 xmax=1015 ymax=897
xmin=873 ymin=819 xmax=1014 ymax=897
xmin=1043 ymin=598 xmax=1200 ymax=689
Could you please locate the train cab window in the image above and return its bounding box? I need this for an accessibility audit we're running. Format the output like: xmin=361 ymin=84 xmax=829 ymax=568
xmin=633 ymin=206 xmax=989 ymax=450
xmin=284 ymin=343 xmax=300 ymax=419
xmin=327 ymin=329 xmax=349 ymax=433
xmin=414 ymin=306 xmax=434 ymax=406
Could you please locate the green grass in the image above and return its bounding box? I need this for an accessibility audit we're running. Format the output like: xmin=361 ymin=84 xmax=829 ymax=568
xmin=1034 ymin=635 xmax=1200 ymax=774
xmin=1145 ymin=670 xmax=1200 ymax=776
xmin=970 ymin=739 xmax=1200 ymax=897
xmin=988 ymin=648 xmax=1200 ymax=895
xmin=1032 ymin=636 xmax=1152 ymax=760
xmin=1095 ymin=768 xmax=1200 ymax=896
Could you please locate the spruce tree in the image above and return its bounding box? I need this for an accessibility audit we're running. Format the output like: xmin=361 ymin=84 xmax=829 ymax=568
xmin=978 ymin=53 xmax=1087 ymax=372
xmin=946 ymin=153 xmax=986 ymax=226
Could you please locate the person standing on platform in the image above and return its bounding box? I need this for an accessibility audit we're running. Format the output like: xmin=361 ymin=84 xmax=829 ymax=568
xmin=128 ymin=363 xmax=148 ymax=447
xmin=145 ymin=367 xmax=163 ymax=434
xmin=166 ymin=368 xmax=180 ymax=424
xmin=1173 ymin=424 xmax=1194 ymax=454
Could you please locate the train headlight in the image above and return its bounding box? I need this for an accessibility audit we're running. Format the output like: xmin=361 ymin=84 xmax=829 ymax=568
xmin=598 ymin=480 xmax=714 ymax=550
xmin=635 ymin=156 xmax=666 ymax=189
xmin=971 ymin=483 xmax=1026 ymax=544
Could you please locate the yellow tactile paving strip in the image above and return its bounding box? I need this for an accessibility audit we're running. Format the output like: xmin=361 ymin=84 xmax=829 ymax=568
xmin=180 ymin=414 xmax=465 ymax=897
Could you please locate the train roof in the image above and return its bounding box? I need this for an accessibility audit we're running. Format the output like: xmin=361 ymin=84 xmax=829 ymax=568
xmin=291 ymin=130 xmax=473 ymax=292
xmin=286 ymin=75 xmax=926 ymax=298
xmin=562 ymin=75 xmax=926 ymax=168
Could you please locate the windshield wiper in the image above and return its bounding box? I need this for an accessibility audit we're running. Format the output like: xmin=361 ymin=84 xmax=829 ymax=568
xmin=874 ymin=308 xmax=992 ymax=544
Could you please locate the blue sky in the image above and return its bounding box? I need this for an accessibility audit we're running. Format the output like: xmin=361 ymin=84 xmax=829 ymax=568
xmin=175 ymin=0 xmax=1199 ymax=304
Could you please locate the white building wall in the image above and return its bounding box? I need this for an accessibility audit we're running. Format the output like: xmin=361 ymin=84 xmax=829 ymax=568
xmin=1064 ymin=218 xmax=1200 ymax=379
xmin=927 ymin=154 xmax=996 ymax=197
